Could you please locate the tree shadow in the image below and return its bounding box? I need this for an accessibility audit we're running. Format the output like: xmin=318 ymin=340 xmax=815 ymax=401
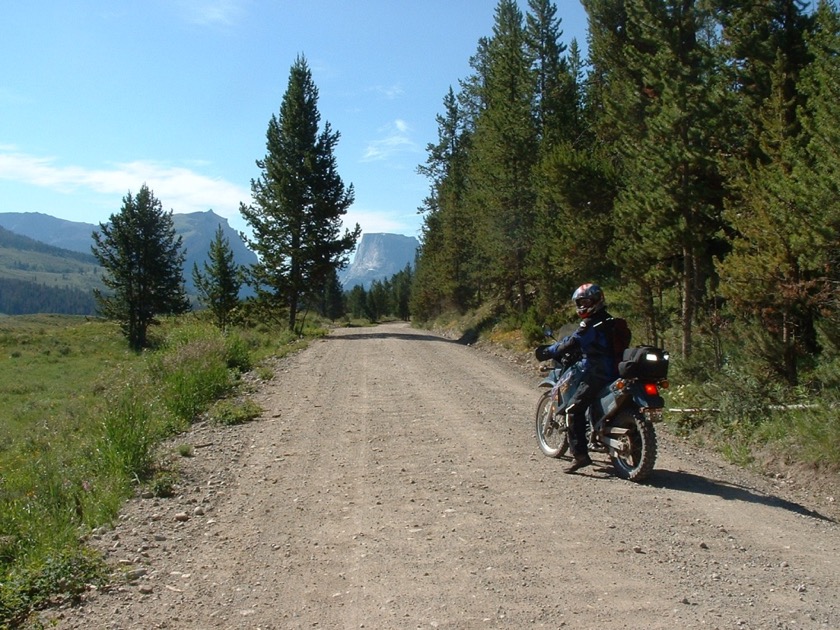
xmin=324 ymin=330 xmax=467 ymax=344
xmin=646 ymin=468 xmax=835 ymax=523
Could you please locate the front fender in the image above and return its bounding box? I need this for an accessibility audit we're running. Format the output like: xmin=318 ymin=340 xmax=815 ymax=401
xmin=538 ymin=368 xmax=562 ymax=389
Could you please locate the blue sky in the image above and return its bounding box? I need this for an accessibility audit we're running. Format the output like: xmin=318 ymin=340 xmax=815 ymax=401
xmin=0 ymin=1 xmax=589 ymax=240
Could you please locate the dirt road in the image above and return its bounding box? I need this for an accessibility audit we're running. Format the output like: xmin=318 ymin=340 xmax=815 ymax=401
xmin=47 ymin=322 xmax=840 ymax=629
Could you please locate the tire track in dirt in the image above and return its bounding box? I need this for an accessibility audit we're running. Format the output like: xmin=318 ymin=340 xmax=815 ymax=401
xmin=47 ymin=322 xmax=840 ymax=629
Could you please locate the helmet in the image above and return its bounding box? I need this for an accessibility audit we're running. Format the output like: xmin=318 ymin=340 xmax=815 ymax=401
xmin=572 ymin=283 xmax=605 ymax=318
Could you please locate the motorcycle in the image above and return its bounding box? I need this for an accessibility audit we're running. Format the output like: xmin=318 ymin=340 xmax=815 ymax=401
xmin=534 ymin=326 xmax=670 ymax=482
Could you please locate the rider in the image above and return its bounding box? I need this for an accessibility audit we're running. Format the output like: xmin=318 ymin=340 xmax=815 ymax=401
xmin=545 ymin=283 xmax=628 ymax=473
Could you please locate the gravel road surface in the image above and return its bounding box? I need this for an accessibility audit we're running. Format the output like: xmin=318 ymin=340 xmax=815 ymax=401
xmin=45 ymin=322 xmax=840 ymax=629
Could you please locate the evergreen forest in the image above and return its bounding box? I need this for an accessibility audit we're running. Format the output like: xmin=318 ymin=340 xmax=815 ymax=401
xmin=409 ymin=0 xmax=840 ymax=399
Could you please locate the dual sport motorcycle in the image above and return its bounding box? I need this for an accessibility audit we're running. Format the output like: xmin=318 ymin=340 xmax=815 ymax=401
xmin=534 ymin=326 xmax=670 ymax=482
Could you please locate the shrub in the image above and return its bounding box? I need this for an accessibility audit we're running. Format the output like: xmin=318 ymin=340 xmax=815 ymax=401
xmin=224 ymin=331 xmax=252 ymax=372
xmin=209 ymin=399 xmax=263 ymax=426
xmin=98 ymin=385 xmax=158 ymax=480
xmin=151 ymin=333 xmax=234 ymax=423
xmin=0 ymin=547 xmax=107 ymax=626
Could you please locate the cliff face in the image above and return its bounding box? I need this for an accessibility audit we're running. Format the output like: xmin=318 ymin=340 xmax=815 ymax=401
xmin=339 ymin=233 xmax=419 ymax=289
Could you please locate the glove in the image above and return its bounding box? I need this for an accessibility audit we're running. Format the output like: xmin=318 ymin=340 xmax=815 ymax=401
xmin=535 ymin=344 xmax=554 ymax=361
xmin=552 ymin=338 xmax=578 ymax=356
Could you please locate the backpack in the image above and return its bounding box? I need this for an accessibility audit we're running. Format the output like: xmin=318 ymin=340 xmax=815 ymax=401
xmin=618 ymin=345 xmax=670 ymax=379
xmin=610 ymin=317 xmax=632 ymax=367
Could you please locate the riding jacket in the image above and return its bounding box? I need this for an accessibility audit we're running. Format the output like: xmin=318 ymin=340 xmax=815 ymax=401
xmin=547 ymin=309 xmax=621 ymax=383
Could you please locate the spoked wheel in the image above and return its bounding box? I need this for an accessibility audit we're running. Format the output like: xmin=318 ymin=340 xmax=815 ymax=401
xmin=535 ymin=391 xmax=568 ymax=458
xmin=606 ymin=410 xmax=657 ymax=482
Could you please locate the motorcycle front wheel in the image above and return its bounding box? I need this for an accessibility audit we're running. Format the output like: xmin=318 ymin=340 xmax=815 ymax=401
xmin=535 ymin=391 xmax=568 ymax=458
xmin=606 ymin=410 xmax=657 ymax=482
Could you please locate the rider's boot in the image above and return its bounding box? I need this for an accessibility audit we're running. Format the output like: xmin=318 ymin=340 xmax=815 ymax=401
xmin=564 ymin=454 xmax=592 ymax=474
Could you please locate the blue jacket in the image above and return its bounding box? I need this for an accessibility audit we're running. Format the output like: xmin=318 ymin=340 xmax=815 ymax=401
xmin=548 ymin=310 xmax=619 ymax=382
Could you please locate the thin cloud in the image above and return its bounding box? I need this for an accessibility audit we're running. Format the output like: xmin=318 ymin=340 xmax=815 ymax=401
xmin=372 ymin=84 xmax=405 ymax=100
xmin=174 ymin=0 xmax=245 ymax=27
xmin=0 ymin=149 xmax=250 ymax=221
xmin=362 ymin=119 xmax=419 ymax=163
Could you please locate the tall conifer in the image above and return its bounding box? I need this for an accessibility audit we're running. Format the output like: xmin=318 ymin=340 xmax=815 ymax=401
xmin=241 ymin=55 xmax=359 ymax=332
xmin=717 ymin=1 xmax=830 ymax=384
xmin=92 ymin=184 xmax=190 ymax=350
xmin=468 ymin=0 xmax=538 ymax=314
xmin=192 ymin=225 xmax=242 ymax=331
xmin=588 ymin=0 xmax=724 ymax=353
xmin=415 ymin=88 xmax=475 ymax=315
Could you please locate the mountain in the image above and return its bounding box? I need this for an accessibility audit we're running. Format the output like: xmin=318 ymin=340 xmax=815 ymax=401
xmin=0 ymin=212 xmax=98 ymax=253
xmin=0 ymin=212 xmax=419 ymax=312
xmin=0 ymin=210 xmax=258 ymax=294
xmin=0 ymin=226 xmax=102 ymax=315
xmin=339 ymin=233 xmax=419 ymax=289
xmin=170 ymin=211 xmax=258 ymax=294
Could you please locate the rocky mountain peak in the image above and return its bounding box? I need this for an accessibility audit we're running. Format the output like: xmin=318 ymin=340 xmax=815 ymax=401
xmin=339 ymin=233 xmax=419 ymax=289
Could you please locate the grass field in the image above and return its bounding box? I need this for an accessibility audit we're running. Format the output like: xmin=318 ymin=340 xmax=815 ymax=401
xmin=0 ymin=313 xmax=312 ymax=627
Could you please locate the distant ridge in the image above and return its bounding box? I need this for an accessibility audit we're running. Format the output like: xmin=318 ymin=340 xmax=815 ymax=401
xmin=0 ymin=212 xmax=97 ymax=253
xmin=0 ymin=225 xmax=98 ymax=264
xmin=0 ymin=210 xmax=258 ymax=294
xmin=0 ymin=213 xmax=420 ymax=303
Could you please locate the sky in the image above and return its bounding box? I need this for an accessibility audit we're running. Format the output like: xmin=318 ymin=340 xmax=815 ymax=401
xmin=0 ymin=1 xmax=589 ymax=242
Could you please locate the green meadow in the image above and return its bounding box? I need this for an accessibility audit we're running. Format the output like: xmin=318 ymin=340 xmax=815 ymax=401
xmin=0 ymin=313 xmax=310 ymax=627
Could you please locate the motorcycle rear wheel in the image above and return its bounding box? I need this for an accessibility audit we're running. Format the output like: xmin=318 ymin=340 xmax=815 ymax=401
xmin=607 ymin=410 xmax=657 ymax=482
xmin=535 ymin=391 xmax=568 ymax=458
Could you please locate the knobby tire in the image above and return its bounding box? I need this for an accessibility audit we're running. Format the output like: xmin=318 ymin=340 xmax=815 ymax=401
xmin=535 ymin=391 xmax=568 ymax=458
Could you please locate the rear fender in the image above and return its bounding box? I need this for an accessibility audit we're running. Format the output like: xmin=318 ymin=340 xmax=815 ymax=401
xmin=631 ymin=389 xmax=665 ymax=409
xmin=597 ymin=382 xmax=664 ymax=423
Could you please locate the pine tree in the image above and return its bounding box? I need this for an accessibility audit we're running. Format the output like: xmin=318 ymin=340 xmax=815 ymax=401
xmin=192 ymin=225 xmax=242 ymax=330
xmin=526 ymin=0 xmax=575 ymax=150
xmin=797 ymin=0 xmax=840 ymax=354
xmin=526 ymin=0 xmax=604 ymax=320
xmin=587 ymin=0 xmax=725 ymax=353
xmin=345 ymin=284 xmax=370 ymax=321
xmin=240 ymin=55 xmax=360 ymax=332
xmin=717 ymin=1 xmax=832 ymax=385
xmin=316 ymin=268 xmax=345 ymax=322
xmin=711 ymin=0 xmax=812 ymax=169
xmin=468 ymin=0 xmax=539 ymax=314
xmin=392 ymin=263 xmax=413 ymax=321
xmin=531 ymin=142 xmax=618 ymax=318
xmin=415 ymin=87 xmax=475 ymax=317
xmin=92 ymin=184 xmax=190 ymax=350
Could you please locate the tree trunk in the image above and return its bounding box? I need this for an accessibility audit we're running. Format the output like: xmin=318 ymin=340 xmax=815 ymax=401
xmin=641 ymin=282 xmax=658 ymax=347
xmin=682 ymin=244 xmax=694 ymax=358
xmin=782 ymin=314 xmax=798 ymax=386
xmin=288 ymin=293 xmax=298 ymax=333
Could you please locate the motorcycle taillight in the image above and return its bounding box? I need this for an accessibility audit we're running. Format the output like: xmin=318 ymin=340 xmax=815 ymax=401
xmin=644 ymin=383 xmax=659 ymax=396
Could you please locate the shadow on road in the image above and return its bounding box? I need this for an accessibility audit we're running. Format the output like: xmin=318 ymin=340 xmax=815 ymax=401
xmin=325 ymin=330 xmax=467 ymax=344
xmin=649 ymin=468 xmax=835 ymax=523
